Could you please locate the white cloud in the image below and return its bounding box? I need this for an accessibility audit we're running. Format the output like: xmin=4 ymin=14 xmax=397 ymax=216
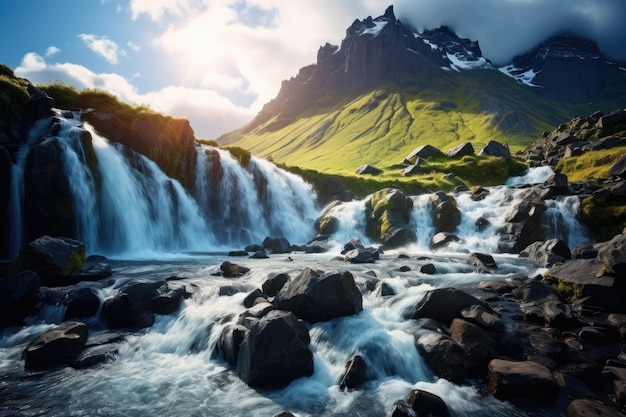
xmin=45 ymin=46 xmax=60 ymax=57
xmin=14 ymin=52 xmax=254 ymax=139
xmin=78 ymin=34 xmax=126 ymax=65
xmin=129 ymin=0 xmax=203 ymax=21
xmin=127 ymin=41 xmax=141 ymax=52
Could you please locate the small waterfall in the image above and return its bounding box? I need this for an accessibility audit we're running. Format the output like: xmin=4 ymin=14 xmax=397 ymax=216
xmin=410 ymin=194 xmax=434 ymax=249
xmin=505 ymin=166 xmax=554 ymax=186
xmin=542 ymin=195 xmax=590 ymax=249
xmin=323 ymin=199 xmax=370 ymax=246
xmin=194 ymin=146 xmax=318 ymax=247
xmin=6 ymin=118 xmax=53 ymax=258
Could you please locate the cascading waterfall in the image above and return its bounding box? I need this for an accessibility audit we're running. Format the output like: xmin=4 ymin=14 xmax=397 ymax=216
xmin=194 ymin=145 xmax=319 ymax=247
xmin=542 ymin=195 xmax=590 ymax=249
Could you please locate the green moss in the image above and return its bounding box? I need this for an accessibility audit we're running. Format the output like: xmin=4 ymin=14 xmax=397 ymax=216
xmin=223 ymin=146 xmax=252 ymax=168
xmin=62 ymin=246 xmax=86 ymax=276
xmin=197 ymin=139 xmax=219 ymax=147
xmin=580 ymin=196 xmax=626 ymax=241
xmin=318 ymin=216 xmax=339 ymax=235
xmin=37 ymin=82 xmax=79 ymax=110
xmin=0 ymin=74 xmax=29 ymax=126
xmin=555 ymin=146 xmax=626 ymax=181
xmin=547 ymin=277 xmax=582 ymax=303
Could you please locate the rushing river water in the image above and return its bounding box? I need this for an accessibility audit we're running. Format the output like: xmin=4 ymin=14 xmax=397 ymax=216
xmin=1 ymin=112 xmax=591 ymax=416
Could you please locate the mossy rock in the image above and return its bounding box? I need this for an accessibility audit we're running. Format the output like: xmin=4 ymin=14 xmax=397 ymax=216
xmin=580 ymin=196 xmax=626 ymax=242
xmin=317 ymin=216 xmax=339 ymax=235
xmin=368 ymin=188 xmax=412 ymax=218
xmin=224 ymin=146 xmax=251 ymax=168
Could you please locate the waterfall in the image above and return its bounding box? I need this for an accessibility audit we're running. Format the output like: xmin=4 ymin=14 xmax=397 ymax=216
xmin=194 ymin=145 xmax=318 ymax=247
xmin=542 ymin=195 xmax=590 ymax=249
xmin=410 ymin=194 xmax=434 ymax=249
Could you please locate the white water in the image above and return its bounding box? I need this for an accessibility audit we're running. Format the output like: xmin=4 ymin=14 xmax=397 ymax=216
xmin=542 ymin=195 xmax=590 ymax=249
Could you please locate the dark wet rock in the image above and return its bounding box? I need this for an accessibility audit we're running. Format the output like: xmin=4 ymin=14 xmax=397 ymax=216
xmin=101 ymin=294 xmax=155 ymax=330
xmin=430 ymin=192 xmax=461 ymax=234
xmin=413 ymin=287 xmax=490 ymax=325
xmin=478 ymin=280 xmax=516 ymax=294
xmin=566 ymin=398 xmax=626 ymax=417
xmin=470 ymin=186 xmax=489 ymax=202
xmin=420 ymin=263 xmax=436 ymax=275
xmin=450 ymin=318 xmax=498 ymax=368
xmin=75 ymin=262 xmax=112 ymax=281
xmin=262 ymin=273 xmax=290 ymax=297
xmin=217 ymin=324 xmax=247 ymax=366
xmin=376 ymin=281 xmax=395 ymax=297
xmin=228 ymin=250 xmax=249 ymax=257
xmin=609 ymin=155 xmax=626 ymax=179
xmin=479 ymin=140 xmax=510 ymax=158
xmin=446 ymin=142 xmax=474 ymax=157
xmin=406 ymin=389 xmax=450 ymax=417
xmin=236 ymin=310 xmax=313 ymax=388
xmin=249 ymin=251 xmax=269 ymax=259
xmin=520 ymin=239 xmax=571 ymax=267
xmin=263 ymin=236 xmax=292 ymax=254
xmin=8 ymin=235 xmax=86 ymax=287
xmin=402 ymin=163 xmax=422 ymax=176
xmin=315 ymin=210 xmax=340 ymax=236
xmin=429 ymin=232 xmax=460 ymax=250
xmin=120 ymin=281 xmax=187 ymax=316
xmin=572 ymin=244 xmax=598 ymax=259
xmin=341 ymin=238 xmax=367 ymax=254
xmin=237 ymin=302 xmax=276 ymax=325
xmin=488 ymin=359 xmax=558 ymax=402
xmin=597 ymin=234 xmax=626 ymax=277
xmin=64 ymin=287 xmax=100 ymax=320
xmin=344 ymin=248 xmax=379 ymax=263
xmin=467 ymin=252 xmax=498 ymax=273
xmin=460 ymin=304 xmax=505 ymax=332
xmin=513 ymin=280 xmax=560 ymax=303
xmin=274 ymin=268 xmax=362 ymax=323
xmin=243 ymin=289 xmax=269 ymax=308
xmin=541 ymin=301 xmax=580 ymax=329
xmin=244 ymin=244 xmax=265 ymax=252
xmin=23 ymin=321 xmax=88 ymax=370
xmin=499 ymin=191 xmax=547 ymax=253
xmin=72 ymin=343 xmax=119 ymax=369
xmin=0 ymin=270 xmax=41 ymax=327
xmin=220 ymin=261 xmax=250 ymax=277
xmin=339 ymin=355 xmax=368 ymax=390
xmin=415 ymin=330 xmax=479 ymax=383
xmin=395 ymin=265 xmax=411 ymax=272
xmin=543 ymin=173 xmax=570 ymax=197
xmin=355 ymin=164 xmax=382 ymax=176
xmin=365 ymin=188 xmax=416 ymax=248
xmin=273 ymin=413 xmax=296 ymax=417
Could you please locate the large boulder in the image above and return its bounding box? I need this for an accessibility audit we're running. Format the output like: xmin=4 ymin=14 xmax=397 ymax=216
xmin=609 ymin=155 xmax=626 ymax=179
xmin=355 ymin=164 xmax=382 ymax=176
xmin=404 ymin=145 xmax=443 ymax=164
xmin=467 ymin=252 xmax=498 ymax=273
xmin=263 ymin=236 xmax=292 ymax=254
xmin=430 ymin=192 xmax=461 ymax=234
xmin=413 ymin=287 xmax=489 ymax=325
xmin=23 ymin=321 xmax=88 ymax=370
xmin=339 ymin=355 xmax=368 ymax=390
xmin=446 ymin=142 xmax=474 ymax=157
xmin=520 ymin=239 xmax=572 ymax=267
xmin=567 ymin=399 xmax=626 ymax=417
xmin=274 ymin=268 xmax=363 ymax=323
xmin=479 ymin=140 xmax=511 ymax=158
xmin=597 ymin=234 xmax=626 ymax=277
xmin=450 ymin=318 xmax=498 ymax=368
xmin=415 ymin=330 xmax=479 ymax=383
xmin=236 ymin=310 xmax=313 ymax=388
xmin=0 ymin=270 xmax=41 ymax=327
xmin=487 ymin=359 xmax=558 ymax=403
xmin=499 ymin=190 xmax=546 ymax=253
xmin=8 ymin=236 xmax=86 ymax=286
xmin=365 ymin=188 xmax=416 ymax=248
xmin=101 ymin=294 xmax=155 ymax=330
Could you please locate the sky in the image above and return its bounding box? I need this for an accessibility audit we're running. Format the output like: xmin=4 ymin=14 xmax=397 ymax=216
xmin=1 ymin=0 xmax=625 ymax=139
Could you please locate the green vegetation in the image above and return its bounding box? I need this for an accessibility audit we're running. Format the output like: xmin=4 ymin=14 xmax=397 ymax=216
xmin=223 ymin=146 xmax=251 ymax=168
xmin=0 ymin=68 xmax=29 ymax=127
xmin=580 ymin=196 xmax=626 ymax=241
xmin=556 ymin=145 xmax=626 ymax=181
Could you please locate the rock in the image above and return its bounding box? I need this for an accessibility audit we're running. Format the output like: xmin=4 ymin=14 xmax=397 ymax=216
xmin=261 ymin=273 xmax=290 ymax=297
xmin=413 ymin=287 xmax=490 ymax=325
xmin=237 ymin=302 xmax=276 ymax=325
xmin=365 ymin=188 xmax=416 ymax=248
xmin=479 ymin=280 xmax=515 ymax=294
xmin=263 ymin=236 xmax=292 ymax=254
xmin=341 ymin=238 xmax=366 ymax=254
xmin=572 ymin=244 xmax=598 ymax=259
xmin=274 ymin=268 xmax=363 ymax=323
xmin=249 ymin=251 xmax=269 ymax=259
xmin=236 ymin=310 xmax=313 ymax=388
xmin=450 ymin=318 xmax=498 ymax=367
xmin=429 ymin=232 xmax=460 ymax=250
xmin=101 ymin=294 xmax=155 ymax=330
xmin=273 ymin=413 xmax=296 ymax=417
xmin=543 ymin=173 xmax=570 ymax=197
xmin=243 ymin=289 xmax=268 ymax=308
xmin=460 ymin=304 xmax=505 ymax=332
xmin=407 ymin=389 xmax=450 ymax=417
xmin=75 ymin=262 xmax=113 ymax=281
xmin=339 ymin=355 xmax=368 ymax=390
xmin=499 ymin=196 xmax=546 ymax=253
xmin=344 ymin=248 xmax=379 ymax=263
xmin=430 ymin=192 xmax=461 ymax=234
xmin=228 ymin=250 xmax=248 ymax=257
xmin=420 ymin=263 xmax=436 ymax=274
xmin=597 ymin=234 xmax=626 ymax=277
xmin=402 ymin=163 xmax=422 ymax=176
xmin=479 ymin=140 xmax=511 ymax=158
xmin=355 ymin=164 xmax=382 ymax=175
xmin=475 ymin=216 xmax=491 ymax=232
xmin=446 ymin=142 xmax=474 ymax=157
xmin=64 ymin=287 xmax=100 ymax=320
xmin=0 ymin=270 xmax=41 ymax=327
xmin=566 ymin=399 xmax=626 ymax=417
xmin=520 ymin=239 xmax=571 ymax=267
xmin=220 ymin=261 xmax=250 ymax=277
xmin=512 ymin=280 xmax=560 ymax=303
xmin=487 ymin=359 xmax=558 ymax=402
xmin=467 ymin=252 xmax=498 ymax=272
xmin=608 ymin=155 xmax=626 ymax=179
xmin=315 ymin=213 xmax=339 ymax=236
xmin=23 ymin=321 xmax=88 ymax=370
xmin=542 ymin=301 xmax=580 ymax=328
xmin=25 ymin=83 xmax=54 ymax=121
xmin=0 ymin=145 xmax=11 ymax=258
xmin=471 ymin=186 xmax=489 ymax=201
xmin=404 ymin=145 xmax=444 ymax=164
xmin=72 ymin=343 xmax=119 ymax=369
xmin=376 ymin=281 xmax=395 ymax=297
xmin=244 ymin=244 xmax=264 ymax=252
xmin=8 ymin=236 xmax=86 ymax=286
xmin=217 ymin=324 xmax=247 ymax=366
xmin=415 ymin=331 xmax=478 ymax=383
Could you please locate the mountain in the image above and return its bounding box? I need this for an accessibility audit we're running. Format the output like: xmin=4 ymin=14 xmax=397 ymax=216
xmin=218 ymin=6 xmax=626 ymax=174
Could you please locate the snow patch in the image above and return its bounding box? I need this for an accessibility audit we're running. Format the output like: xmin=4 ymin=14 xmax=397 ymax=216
xmin=362 ymin=20 xmax=387 ymax=36
xmin=446 ymin=52 xmax=490 ymax=72
xmin=498 ymin=65 xmax=540 ymax=87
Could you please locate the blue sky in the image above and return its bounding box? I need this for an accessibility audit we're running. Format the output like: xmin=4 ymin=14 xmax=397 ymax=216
xmin=2 ymin=0 xmax=625 ymax=139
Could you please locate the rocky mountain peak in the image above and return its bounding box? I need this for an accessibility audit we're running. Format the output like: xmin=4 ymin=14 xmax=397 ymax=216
xmin=418 ymin=26 xmax=491 ymax=71
xmin=346 ymin=5 xmax=397 ymax=38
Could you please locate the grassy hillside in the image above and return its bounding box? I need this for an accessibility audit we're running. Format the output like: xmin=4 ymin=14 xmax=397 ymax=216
xmin=220 ymin=68 xmax=610 ymax=176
